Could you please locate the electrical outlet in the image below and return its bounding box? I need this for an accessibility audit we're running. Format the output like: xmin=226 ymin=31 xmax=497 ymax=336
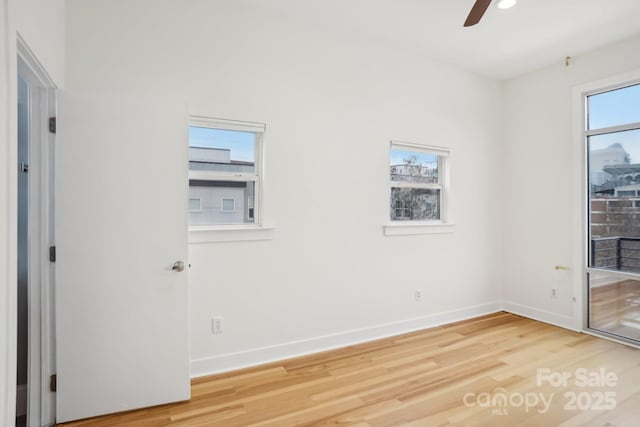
xmin=551 ymin=288 xmax=557 ymax=299
xmin=414 ymin=288 xmax=423 ymax=302
xmin=212 ymin=316 xmax=224 ymax=334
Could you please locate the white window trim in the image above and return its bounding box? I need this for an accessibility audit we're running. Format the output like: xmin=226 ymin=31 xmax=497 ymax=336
xmin=190 ymin=116 xmax=266 ymax=133
xmin=189 ymin=225 xmax=276 ymax=243
xmin=384 ymin=141 xmax=455 ymax=236
xmin=384 ymin=222 xmax=456 ymax=236
xmin=188 ymin=116 xmax=274 ymax=243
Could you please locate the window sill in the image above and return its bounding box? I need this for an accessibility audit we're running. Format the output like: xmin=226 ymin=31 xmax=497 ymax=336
xmin=189 ymin=225 xmax=275 ymax=243
xmin=383 ymin=222 xmax=455 ymax=236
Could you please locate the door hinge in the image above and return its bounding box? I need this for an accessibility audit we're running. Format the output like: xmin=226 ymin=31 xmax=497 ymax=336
xmin=20 ymin=162 xmax=29 ymax=173
xmin=48 ymin=117 xmax=56 ymax=134
xmin=50 ymin=374 xmax=57 ymax=392
xmin=49 ymin=246 xmax=56 ymax=263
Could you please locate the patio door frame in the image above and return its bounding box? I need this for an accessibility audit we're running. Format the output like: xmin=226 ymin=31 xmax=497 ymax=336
xmin=573 ymin=68 xmax=640 ymax=347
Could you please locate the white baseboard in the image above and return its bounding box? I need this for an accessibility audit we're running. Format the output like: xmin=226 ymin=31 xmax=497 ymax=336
xmin=16 ymin=383 xmax=27 ymax=417
xmin=191 ymin=301 xmax=503 ymax=378
xmin=502 ymin=301 xmax=578 ymax=332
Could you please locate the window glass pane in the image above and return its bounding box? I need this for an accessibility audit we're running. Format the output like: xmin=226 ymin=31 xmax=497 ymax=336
xmin=589 ymin=130 xmax=636 ymax=192
xmin=588 ymin=83 xmax=640 ymax=130
xmin=390 ymin=149 xmax=438 ymax=184
xmin=189 ymin=127 xmax=255 ymax=174
xmin=589 ymin=129 xmax=640 ymax=270
xmin=589 ymin=271 xmax=640 ymax=341
xmin=189 ymin=180 xmax=255 ymax=225
xmin=390 ymin=188 xmax=440 ymax=221
xmin=586 ymin=86 xmax=640 ymax=345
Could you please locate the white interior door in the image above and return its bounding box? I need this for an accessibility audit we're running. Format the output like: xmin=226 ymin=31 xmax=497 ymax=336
xmin=55 ymin=91 xmax=190 ymax=422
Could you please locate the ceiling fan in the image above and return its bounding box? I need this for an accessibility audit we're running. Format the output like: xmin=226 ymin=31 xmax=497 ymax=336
xmin=464 ymin=0 xmax=516 ymax=27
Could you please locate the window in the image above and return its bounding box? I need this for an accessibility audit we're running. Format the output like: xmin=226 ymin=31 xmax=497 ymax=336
xmin=189 ymin=198 xmax=202 ymax=212
xmin=385 ymin=141 xmax=453 ymax=235
xmin=389 ymin=142 xmax=447 ymax=221
xmin=188 ymin=117 xmax=264 ymax=227
xmin=584 ymin=79 xmax=640 ymax=343
xmin=221 ymin=198 xmax=236 ymax=212
xmin=587 ymin=82 xmax=640 ymax=272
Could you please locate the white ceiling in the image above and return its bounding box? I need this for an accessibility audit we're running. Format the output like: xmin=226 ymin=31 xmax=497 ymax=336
xmin=259 ymin=0 xmax=640 ymax=80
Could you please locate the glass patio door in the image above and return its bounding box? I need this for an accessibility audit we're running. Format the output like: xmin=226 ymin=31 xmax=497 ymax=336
xmin=587 ymin=83 xmax=640 ymax=342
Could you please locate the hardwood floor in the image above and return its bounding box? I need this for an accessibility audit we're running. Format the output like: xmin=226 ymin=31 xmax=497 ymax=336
xmin=58 ymin=312 xmax=640 ymax=426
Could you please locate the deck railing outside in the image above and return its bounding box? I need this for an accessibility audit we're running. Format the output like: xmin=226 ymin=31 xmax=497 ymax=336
xmin=591 ymin=236 xmax=640 ymax=272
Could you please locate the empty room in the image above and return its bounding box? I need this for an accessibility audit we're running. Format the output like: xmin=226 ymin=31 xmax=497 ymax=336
xmin=4 ymin=0 xmax=640 ymax=426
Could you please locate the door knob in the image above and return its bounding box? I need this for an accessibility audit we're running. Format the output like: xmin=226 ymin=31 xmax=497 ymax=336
xmin=172 ymin=261 xmax=185 ymax=272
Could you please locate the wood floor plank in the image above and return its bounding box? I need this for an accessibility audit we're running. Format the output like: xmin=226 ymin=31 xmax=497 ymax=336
xmin=58 ymin=312 xmax=640 ymax=426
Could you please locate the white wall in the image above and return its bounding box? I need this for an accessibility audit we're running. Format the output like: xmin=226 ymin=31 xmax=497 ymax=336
xmin=14 ymin=0 xmax=65 ymax=87
xmin=502 ymin=34 xmax=640 ymax=329
xmin=1 ymin=1 xmax=16 ymax=424
xmin=66 ymin=0 xmax=504 ymax=375
xmin=5 ymin=0 xmax=640 ymax=421
xmin=0 ymin=0 xmax=65 ymax=423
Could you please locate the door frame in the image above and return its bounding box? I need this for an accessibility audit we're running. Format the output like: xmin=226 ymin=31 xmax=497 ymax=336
xmin=17 ymin=33 xmax=57 ymax=427
xmin=572 ymin=67 xmax=640 ymax=345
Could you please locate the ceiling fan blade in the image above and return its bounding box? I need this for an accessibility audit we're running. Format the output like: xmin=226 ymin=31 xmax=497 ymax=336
xmin=464 ymin=0 xmax=492 ymax=27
